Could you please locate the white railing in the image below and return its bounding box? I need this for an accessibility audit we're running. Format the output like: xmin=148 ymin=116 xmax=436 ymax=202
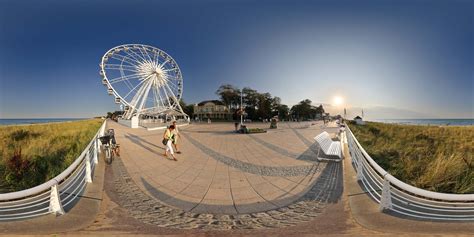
xmin=0 ymin=121 xmax=107 ymax=221
xmin=344 ymin=125 xmax=474 ymax=221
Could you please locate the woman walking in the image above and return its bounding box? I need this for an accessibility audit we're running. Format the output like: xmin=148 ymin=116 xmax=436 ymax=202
xmin=171 ymin=121 xmax=182 ymax=154
xmin=163 ymin=125 xmax=178 ymax=161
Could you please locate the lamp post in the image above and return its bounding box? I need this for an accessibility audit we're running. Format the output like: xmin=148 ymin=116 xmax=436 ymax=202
xmin=240 ymin=90 xmax=243 ymax=125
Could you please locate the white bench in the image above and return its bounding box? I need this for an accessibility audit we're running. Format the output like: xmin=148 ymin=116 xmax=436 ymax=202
xmin=314 ymin=131 xmax=342 ymax=162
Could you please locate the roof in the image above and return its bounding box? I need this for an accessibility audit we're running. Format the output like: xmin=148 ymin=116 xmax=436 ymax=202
xmin=197 ymin=100 xmax=225 ymax=106
xmin=354 ymin=116 xmax=363 ymax=120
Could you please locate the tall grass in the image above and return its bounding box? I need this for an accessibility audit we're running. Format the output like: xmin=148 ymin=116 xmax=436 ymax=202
xmin=0 ymin=119 xmax=103 ymax=192
xmin=348 ymin=121 xmax=473 ymax=194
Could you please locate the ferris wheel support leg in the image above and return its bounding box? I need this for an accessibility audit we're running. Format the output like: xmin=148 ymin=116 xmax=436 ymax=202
xmin=131 ymin=116 xmax=139 ymax=128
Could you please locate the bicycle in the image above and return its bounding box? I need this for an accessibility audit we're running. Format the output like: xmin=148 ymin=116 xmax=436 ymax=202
xmin=99 ymin=129 xmax=120 ymax=164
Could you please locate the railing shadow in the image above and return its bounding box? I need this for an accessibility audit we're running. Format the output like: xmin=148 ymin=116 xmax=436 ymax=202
xmin=299 ymin=161 xmax=343 ymax=204
xmin=124 ymin=133 xmax=164 ymax=156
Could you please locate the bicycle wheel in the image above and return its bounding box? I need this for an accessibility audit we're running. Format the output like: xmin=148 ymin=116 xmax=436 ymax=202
xmin=105 ymin=147 xmax=112 ymax=164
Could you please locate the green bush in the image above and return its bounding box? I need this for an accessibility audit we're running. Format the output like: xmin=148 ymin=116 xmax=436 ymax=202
xmin=247 ymin=128 xmax=267 ymax=134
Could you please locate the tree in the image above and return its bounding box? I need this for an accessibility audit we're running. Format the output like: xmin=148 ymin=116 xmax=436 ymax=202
xmin=256 ymin=92 xmax=273 ymax=120
xmin=241 ymin=87 xmax=259 ymax=120
xmin=270 ymin=96 xmax=290 ymax=120
xmin=242 ymin=87 xmax=258 ymax=108
xmin=216 ymin=84 xmax=241 ymax=110
xmin=290 ymin=100 xmax=325 ymax=120
xmin=275 ymin=104 xmax=290 ymax=120
xmin=215 ymin=84 xmax=291 ymax=121
xmin=179 ymin=99 xmax=194 ymax=118
xmin=291 ymin=99 xmax=313 ymax=120
xmin=316 ymin=104 xmax=325 ymax=118
xmin=105 ymin=111 xmax=124 ymax=120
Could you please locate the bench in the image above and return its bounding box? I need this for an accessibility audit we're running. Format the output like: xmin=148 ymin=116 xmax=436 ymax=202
xmin=314 ymin=131 xmax=342 ymax=162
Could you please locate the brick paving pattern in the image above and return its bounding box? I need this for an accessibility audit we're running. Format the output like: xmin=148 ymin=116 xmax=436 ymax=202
xmin=108 ymin=121 xmax=343 ymax=229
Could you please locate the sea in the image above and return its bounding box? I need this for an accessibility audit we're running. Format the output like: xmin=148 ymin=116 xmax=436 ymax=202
xmin=0 ymin=118 xmax=85 ymax=126
xmin=369 ymin=119 xmax=474 ymax=126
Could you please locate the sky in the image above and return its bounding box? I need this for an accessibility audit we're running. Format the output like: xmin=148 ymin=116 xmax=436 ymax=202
xmin=0 ymin=0 xmax=472 ymax=119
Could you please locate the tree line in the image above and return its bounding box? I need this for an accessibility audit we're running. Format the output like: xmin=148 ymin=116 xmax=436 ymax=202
xmin=181 ymin=84 xmax=326 ymax=121
xmin=107 ymin=84 xmax=327 ymax=121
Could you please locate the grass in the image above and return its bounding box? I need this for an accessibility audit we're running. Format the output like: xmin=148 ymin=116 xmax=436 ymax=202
xmin=348 ymin=121 xmax=473 ymax=194
xmin=0 ymin=119 xmax=103 ymax=192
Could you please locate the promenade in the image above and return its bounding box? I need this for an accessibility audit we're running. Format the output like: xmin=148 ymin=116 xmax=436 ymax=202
xmin=112 ymin=121 xmax=341 ymax=215
xmin=1 ymin=121 xmax=473 ymax=236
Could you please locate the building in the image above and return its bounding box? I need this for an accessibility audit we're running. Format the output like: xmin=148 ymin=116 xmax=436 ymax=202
xmin=354 ymin=116 xmax=365 ymax=125
xmin=194 ymin=100 xmax=232 ymax=120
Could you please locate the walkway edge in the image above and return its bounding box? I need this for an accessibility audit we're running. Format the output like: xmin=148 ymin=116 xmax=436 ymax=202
xmin=343 ymin=143 xmax=474 ymax=235
xmin=0 ymin=154 xmax=106 ymax=235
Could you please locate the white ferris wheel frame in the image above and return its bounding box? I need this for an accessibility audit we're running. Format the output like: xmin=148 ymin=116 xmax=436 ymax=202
xmin=99 ymin=44 xmax=188 ymax=120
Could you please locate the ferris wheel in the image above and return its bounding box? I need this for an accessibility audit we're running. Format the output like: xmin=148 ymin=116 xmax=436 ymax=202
xmin=99 ymin=44 xmax=188 ymax=120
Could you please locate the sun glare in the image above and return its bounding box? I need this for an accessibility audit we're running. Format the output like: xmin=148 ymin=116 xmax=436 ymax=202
xmin=333 ymin=96 xmax=344 ymax=106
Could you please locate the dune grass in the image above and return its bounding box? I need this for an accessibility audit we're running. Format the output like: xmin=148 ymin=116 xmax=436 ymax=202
xmin=0 ymin=119 xmax=103 ymax=192
xmin=348 ymin=121 xmax=473 ymax=194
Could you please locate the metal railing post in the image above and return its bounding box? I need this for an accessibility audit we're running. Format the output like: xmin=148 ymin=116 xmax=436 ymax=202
xmin=85 ymin=151 xmax=92 ymax=183
xmin=379 ymin=176 xmax=392 ymax=211
xmin=93 ymin=139 xmax=99 ymax=164
xmin=49 ymin=184 xmax=65 ymax=215
xmin=356 ymin=158 xmax=364 ymax=181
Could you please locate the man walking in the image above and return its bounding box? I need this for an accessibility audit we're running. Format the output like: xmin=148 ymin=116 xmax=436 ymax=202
xmin=171 ymin=120 xmax=182 ymax=154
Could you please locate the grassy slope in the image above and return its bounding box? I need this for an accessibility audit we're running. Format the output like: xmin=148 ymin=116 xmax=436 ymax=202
xmin=0 ymin=119 xmax=103 ymax=192
xmin=348 ymin=122 xmax=473 ymax=194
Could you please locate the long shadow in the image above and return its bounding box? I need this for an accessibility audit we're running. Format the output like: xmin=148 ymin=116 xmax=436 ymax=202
xmin=140 ymin=161 xmax=343 ymax=214
xmin=140 ymin=176 xmax=294 ymax=214
xmin=248 ymin=134 xmax=312 ymax=160
xmin=286 ymin=123 xmax=343 ymax=202
xmin=248 ymin=128 xmax=321 ymax=162
xmin=290 ymin=124 xmax=343 ymax=162
xmin=181 ymin=132 xmax=318 ymax=177
xmin=124 ymin=133 xmax=164 ymax=157
xmin=127 ymin=133 xmax=164 ymax=149
xmin=289 ymin=128 xmax=322 ymax=162
xmin=298 ymin=161 xmax=343 ymax=204
xmin=182 ymin=130 xmax=236 ymax=135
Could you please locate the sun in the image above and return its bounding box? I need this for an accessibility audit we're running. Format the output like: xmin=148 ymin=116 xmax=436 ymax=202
xmin=333 ymin=96 xmax=344 ymax=106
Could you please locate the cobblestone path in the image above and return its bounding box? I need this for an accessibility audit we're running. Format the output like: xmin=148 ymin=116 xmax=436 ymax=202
xmin=112 ymin=156 xmax=342 ymax=230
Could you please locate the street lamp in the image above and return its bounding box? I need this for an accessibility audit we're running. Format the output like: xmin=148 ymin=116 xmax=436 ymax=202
xmin=240 ymin=89 xmax=243 ymax=125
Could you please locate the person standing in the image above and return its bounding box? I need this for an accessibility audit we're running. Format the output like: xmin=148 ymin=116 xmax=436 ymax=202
xmin=163 ymin=125 xmax=177 ymax=161
xmin=171 ymin=121 xmax=182 ymax=154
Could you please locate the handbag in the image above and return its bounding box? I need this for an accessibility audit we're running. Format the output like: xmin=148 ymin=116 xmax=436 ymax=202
xmin=162 ymin=138 xmax=168 ymax=145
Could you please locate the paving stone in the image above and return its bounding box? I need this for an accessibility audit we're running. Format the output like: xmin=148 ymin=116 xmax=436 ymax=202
xmin=108 ymin=122 xmax=343 ymax=230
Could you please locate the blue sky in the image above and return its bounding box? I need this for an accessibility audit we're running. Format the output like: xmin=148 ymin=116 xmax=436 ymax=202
xmin=0 ymin=0 xmax=472 ymax=119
